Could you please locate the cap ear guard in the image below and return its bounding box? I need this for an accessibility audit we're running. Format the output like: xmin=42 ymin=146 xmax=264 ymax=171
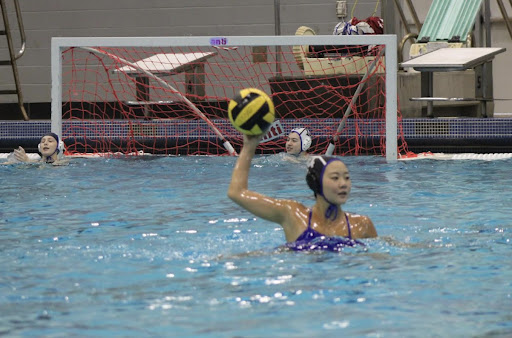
xmin=306 ymin=170 xmax=320 ymax=196
xmin=301 ymin=129 xmax=312 ymax=152
xmin=57 ymin=141 xmax=65 ymax=156
xmin=291 ymin=128 xmax=312 ymax=152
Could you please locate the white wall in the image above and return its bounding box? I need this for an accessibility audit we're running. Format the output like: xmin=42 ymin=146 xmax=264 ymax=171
xmin=1 ymin=0 xmax=511 ymax=113
xmin=2 ymin=0 xmax=375 ymax=103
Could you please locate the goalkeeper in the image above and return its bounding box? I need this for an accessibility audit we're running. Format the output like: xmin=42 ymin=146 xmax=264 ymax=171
xmin=5 ymin=133 xmax=67 ymax=165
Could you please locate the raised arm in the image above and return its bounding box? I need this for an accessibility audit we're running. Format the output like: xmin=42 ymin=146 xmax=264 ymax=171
xmin=227 ymin=134 xmax=289 ymax=224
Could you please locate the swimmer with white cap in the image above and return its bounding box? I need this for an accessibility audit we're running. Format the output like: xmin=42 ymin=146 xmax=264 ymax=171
xmin=228 ymin=134 xmax=377 ymax=252
xmin=6 ymin=132 xmax=66 ymax=165
xmin=286 ymin=127 xmax=312 ymax=157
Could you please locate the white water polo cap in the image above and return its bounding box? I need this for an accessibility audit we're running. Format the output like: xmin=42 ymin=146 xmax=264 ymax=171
xmin=291 ymin=128 xmax=312 ymax=153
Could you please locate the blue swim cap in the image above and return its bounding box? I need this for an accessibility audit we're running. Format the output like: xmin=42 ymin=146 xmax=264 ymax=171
xmin=306 ymin=156 xmax=342 ymax=196
xmin=306 ymin=155 xmax=343 ymax=220
xmin=39 ymin=132 xmax=64 ymax=161
xmin=42 ymin=132 xmax=59 ymax=146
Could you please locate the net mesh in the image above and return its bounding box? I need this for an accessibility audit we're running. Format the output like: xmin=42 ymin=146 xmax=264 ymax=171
xmin=60 ymin=43 xmax=409 ymax=156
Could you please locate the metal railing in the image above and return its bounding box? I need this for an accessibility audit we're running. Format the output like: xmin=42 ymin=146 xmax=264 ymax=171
xmin=0 ymin=0 xmax=28 ymax=120
xmin=393 ymin=0 xmax=422 ymax=64
xmin=393 ymin=0 xmax=422 ymax=35
xmin=496 ymin=0 xmax=512 ymax=39
xmin=0 ymin=0 xmax=26 ymax=59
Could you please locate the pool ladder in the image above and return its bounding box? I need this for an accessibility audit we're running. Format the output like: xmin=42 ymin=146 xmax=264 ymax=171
xmin=0 ymin=0 xmax=28 ymax=120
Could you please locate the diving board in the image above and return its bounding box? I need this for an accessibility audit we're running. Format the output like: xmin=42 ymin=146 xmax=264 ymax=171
xmin=116 ymin=52 xmax=216 ymax=76
xmin=401 ymin=47 xmax=506 ymax=117
xmin=401 ymin=47 xmax=505 ymax=71
xmin=115 ymin=52 xmax=217 ymax=117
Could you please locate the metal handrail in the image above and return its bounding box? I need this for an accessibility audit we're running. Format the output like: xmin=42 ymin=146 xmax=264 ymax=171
xmin=1 ymin=0 xmax=28 ymax=120
xmin=398 ymin=32 xmax=418 ymax=64
xmin=393 ymin=0 xmax=422 ymax=35
xmin=0 ymin=0 xmax=26 ymax=59
xmin=496 ymin=0 xmax=512 ymax=40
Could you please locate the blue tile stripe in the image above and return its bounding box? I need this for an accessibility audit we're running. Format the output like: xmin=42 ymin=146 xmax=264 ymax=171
xmin=1 ymin=119 xmax=512 ymax=139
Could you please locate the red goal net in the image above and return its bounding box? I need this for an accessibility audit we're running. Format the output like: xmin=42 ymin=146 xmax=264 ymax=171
xmin=56 ymin=37 xmax=408 ymax=157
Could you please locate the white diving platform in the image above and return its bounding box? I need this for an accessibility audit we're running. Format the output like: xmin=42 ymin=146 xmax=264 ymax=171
xmin=115 ymin=52 xmax=217 ymax=115
xmin=401 ymin=47 xmax=506 ymax=117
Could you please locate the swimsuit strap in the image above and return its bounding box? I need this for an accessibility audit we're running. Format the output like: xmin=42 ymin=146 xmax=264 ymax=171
xmin=307 ymin=210 xmax=313 ymax=229
xmin=345 ymin=213 xmax=352 ymax=239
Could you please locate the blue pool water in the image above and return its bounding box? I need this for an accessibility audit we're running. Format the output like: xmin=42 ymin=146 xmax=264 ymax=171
xmin=1 ymin=156 xmax=511 ymax=336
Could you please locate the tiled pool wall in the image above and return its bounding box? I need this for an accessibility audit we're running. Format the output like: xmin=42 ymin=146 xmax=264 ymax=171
xmin=1 ymin=119 xmax=512 ymax=153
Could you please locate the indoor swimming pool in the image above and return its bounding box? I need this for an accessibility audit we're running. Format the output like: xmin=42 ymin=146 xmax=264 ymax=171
xmin=1 ymin=155 xmax=510 ymax=336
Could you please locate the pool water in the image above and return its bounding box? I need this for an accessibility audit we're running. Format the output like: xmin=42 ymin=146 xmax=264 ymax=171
xmin=1 ymin=156 xmax=511 ymax=336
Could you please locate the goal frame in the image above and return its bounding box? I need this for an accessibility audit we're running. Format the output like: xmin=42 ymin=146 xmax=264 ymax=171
xmin=51 ymin=35 xmax=398 ymax=161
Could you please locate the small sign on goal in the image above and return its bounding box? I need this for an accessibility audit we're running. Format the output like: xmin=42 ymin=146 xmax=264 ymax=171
xmin=260 ymin=120 xmax=284 ymax=144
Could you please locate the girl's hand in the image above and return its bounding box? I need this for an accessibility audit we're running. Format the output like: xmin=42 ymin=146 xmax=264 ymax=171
xmin=13 ymin=146 xmax=29 ymax=162
xmin=243 ymin=134 xmax=263 ymax=148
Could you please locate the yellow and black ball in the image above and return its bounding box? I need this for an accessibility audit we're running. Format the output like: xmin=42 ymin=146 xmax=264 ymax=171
xmin=228 ymin=88 xmax=275 ymax=136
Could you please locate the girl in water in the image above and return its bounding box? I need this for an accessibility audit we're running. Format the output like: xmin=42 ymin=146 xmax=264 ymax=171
xmin=228 ymin=134 xmax=377 ymax=252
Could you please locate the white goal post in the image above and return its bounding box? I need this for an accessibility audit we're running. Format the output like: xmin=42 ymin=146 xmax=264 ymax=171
xmin=51 ymin=34 xmax=398 ymax=161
